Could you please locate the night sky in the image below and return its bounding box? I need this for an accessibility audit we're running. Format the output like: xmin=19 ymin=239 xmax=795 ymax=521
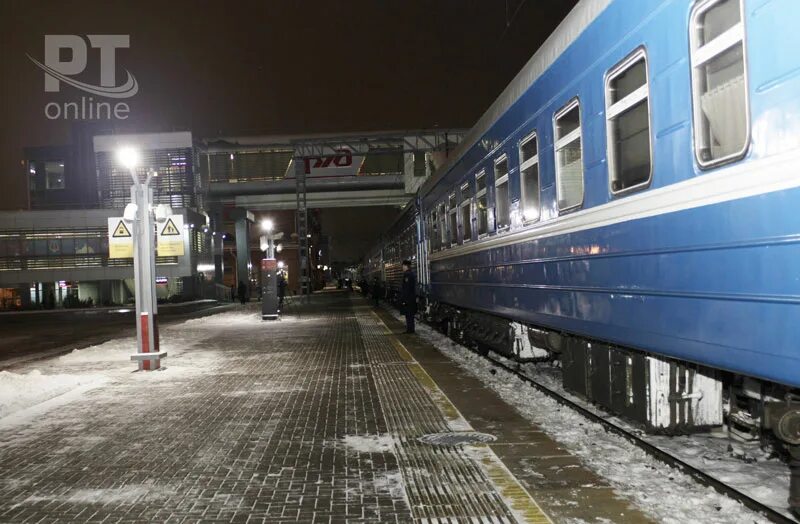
xmin=0 ymin=0 xmax=577 ymax=210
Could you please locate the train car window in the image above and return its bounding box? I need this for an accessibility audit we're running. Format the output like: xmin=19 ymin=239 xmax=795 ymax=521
xmin=460 ymin=182 xmax=473 ymax=242
xmin=448 ymin=194 xmax=458 ymax=246
xmin=690 ymin=0 xmax=749 ymax=167
xmin=606 ymin=48 xmax=652 ymax=194
xmin=519 ymin=132 xmax=540 ymax=222
xmin=428 ymin=210 xmax=439 ymax=252
xmin=554 ymin=99 xmax=584 ymax=211
xmin=475 ymin=171 xmax=488 ymax=236
xmin=494 ymin=156 xmax=510 ymax=230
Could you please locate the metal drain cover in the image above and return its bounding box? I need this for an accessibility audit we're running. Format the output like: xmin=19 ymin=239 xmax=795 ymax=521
xmin=417 ymin=432 xmax=496 ymax=446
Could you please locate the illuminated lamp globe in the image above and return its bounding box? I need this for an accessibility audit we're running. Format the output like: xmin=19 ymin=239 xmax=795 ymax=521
xmin=116 ymin=146 xmax=140 ymax=170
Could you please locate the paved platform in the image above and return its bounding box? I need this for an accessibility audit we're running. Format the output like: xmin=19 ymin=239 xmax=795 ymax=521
xmin=0 ymin=292 xmax=650 ymax=523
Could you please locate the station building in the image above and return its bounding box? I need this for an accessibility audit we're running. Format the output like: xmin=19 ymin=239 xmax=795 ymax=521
xmin=0 ymin=131 xmax=219 ymax=310
xmin=0 ymin=128 xmax=461 ymax=310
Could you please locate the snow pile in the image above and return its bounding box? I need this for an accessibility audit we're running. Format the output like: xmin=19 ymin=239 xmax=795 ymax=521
xmin=407 ymin=317 xmax=773 ymax=524
xmin=372 ymin=470 xmax=407 ymax=500
xmin=15 ymin=484 xmax=174 ymax=507
xmin=341 ymin=433 xmax=395 ymax=454
xmin=58 ymin=340 xmax=135 ymax=363
xmin=0 ymin=370 xmax=103 ymax=420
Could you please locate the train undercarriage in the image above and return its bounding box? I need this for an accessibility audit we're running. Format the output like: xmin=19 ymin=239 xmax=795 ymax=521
xmin=423 ymin=299 xmax=800 ymax=516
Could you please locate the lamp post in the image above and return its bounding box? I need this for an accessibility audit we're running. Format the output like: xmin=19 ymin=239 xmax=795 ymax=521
xmin=118 ymin=146 xmax=166 ymax=371
xmin=260 ymin=218 xmax=283 ymax=320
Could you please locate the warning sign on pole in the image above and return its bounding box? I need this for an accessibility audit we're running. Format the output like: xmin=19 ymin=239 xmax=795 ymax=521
xmin=157 ymin=215 xmax=185 ymax=257
xmin=108 ymin=217 xmax=134 ymax=258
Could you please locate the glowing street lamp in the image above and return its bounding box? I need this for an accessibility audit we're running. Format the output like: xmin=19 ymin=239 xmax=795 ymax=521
xmin=259 ymin=218 xmax=284 ymax=321
xmin=117 ymin=146 xmax=165 ymax=371
xmin=117 ymin=146 xmax=140 ymax=171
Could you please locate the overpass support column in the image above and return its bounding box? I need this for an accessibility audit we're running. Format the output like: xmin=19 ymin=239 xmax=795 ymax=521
xmin=294 ymin=157 xmax=309 ymax=300
xmin=210 ymin=207 xmax=225 ymax=285
xmin=231 ymin=209 xmax=254 ymax=298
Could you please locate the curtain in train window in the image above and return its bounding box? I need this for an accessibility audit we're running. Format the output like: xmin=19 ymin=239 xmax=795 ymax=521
xmin=690 ymin=0 xmax=749 ymax=166
xmin=606 ymin=49 xmax=652 ymax=193
xmin=554 ymin=100 xmax=584 ymax=211
xmin=519 ymin=132 xmax=540 ymax=222
xmin=448 ymin=194 xmax=458 ymax=246
xmin=460 ymin=183 xmax=472 ymax=242
xmin=494 ymin=157 xmax=510 ymax=230
xmin=439 ymin=203 xmax=448 ymax=247
xmin=475 ymin=172 xmax=488 ymax=236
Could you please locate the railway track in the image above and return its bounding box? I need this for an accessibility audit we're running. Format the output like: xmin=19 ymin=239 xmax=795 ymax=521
xmin=467 ymin=347 xmax=797 ymax=524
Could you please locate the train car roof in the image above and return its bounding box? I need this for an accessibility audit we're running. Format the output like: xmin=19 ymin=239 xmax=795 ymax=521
xmin=419 ymin=0 xmax=612 ymax=199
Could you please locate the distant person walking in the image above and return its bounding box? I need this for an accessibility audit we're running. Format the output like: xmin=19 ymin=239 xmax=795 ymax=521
xmin=237 ymin=280 xmax=247 ymax=305
xmin=401 ymin=260 xmax=416 ymax=334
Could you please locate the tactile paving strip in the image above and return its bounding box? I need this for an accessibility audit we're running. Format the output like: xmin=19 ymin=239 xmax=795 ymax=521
xmin=355 ymin=304 xmax=521 ymax=523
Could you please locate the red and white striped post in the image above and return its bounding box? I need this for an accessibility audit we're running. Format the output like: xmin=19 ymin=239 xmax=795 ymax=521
xmin=118 ymin=147 xmax=167 ymax=371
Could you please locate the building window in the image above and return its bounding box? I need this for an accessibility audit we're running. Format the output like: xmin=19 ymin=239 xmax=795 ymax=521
xmin=44 ymin=161 xmax=65 ymax=190
xmin=690 ymin=0 xmax=749 ymax=167
xmin=493 ymin=157 xmax=510 ymax=230
xmin=475 ymin=171 xmax=488 ymax=236
xmin=448 ymin=194 xmax=458 ymax=246
xmin=460 ymin=182 xmax=472 ymax=242
xmin=519 ymin=132 xmax=540 ymax=222
xmin=414 ymin=152 xmax=427 ymax=177
xmin=554 ymin=99 xmax=584 ymax=212
xmin=606 ymin=49 xmax=652 ymax=194
xmin=27 ymin=162 xmax=38 ymax=191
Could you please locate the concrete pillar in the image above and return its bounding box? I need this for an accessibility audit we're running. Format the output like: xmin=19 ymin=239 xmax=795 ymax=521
xmin=213 ymin=234 xmax=224 ymax=284
xmin=17 ymin=284 xmax=32 ymax=309
xmin=231 ymin=209 xmax=254 ymax=299
xmin=235 ymin=218 xmax=249 ymax=292
xmin=98 ymin=280 xmax=112 ymax=306
xmin=210 ymin=206 xmax=224 ymax=285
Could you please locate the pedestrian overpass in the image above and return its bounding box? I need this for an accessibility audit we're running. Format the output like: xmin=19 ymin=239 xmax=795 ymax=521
xmin=201 ymin=129 xmax=465 ymax=296
xmin=202 ymin=130 xmax=464 ymax=210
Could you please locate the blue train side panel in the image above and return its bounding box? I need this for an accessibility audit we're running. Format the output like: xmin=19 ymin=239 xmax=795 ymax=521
xmin=423 ymin=0 xmax=800 ymax=387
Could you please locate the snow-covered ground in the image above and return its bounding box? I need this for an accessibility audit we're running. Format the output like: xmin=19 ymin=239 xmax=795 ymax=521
xmin=0 ymin=309 xmax=262 ymax=430
xmin=396 ymin=310 xmax=784 ymax=524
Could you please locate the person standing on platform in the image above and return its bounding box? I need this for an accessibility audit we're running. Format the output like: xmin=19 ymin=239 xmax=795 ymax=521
xmin=401 ymin=260 xmax=416 ymax=334
xmin=237 ymin=280 xmax=247 ymax=305
xmin=277 ymin=272 xmax=287 ymax=310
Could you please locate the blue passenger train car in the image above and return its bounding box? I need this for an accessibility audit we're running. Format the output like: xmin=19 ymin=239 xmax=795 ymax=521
xmin=367 ymin=0 xmax=800 ymax=512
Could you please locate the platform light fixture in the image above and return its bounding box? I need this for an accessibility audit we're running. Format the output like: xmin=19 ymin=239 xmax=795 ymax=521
xmin=115 ymin=145 xmax=165 ymax=372
xmin=116 ymin=146 xmax=140 ymax=171
xmin=261 ymin=218 xmax=274 ymax=232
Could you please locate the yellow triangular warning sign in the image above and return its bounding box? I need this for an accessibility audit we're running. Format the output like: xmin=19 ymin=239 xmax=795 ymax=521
xmin=113 ymin=220 xmax=132 ymax=238
xmin=160 ymin=218 xmax=181 ymax=236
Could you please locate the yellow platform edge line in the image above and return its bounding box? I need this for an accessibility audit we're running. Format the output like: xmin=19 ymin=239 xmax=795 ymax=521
xmin=370 ymin=309 xmax=553 ymax=524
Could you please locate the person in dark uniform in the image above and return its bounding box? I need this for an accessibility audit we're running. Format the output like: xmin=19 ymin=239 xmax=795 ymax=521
xmin=237 ymin=280 xmax=247 ymax=305
xmin=401 ymin=260 xmax=416 ymax=334
xmin=277 ymin=272 xmax=287 ymax=310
